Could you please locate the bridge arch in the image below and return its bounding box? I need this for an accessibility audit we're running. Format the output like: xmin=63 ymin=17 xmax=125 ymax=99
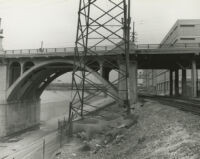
xmin=9 ymin=61 xmax=21 ymax=86
xmin=7 ymin=59 xmax=118 ymax=102
xmin=23 ymin=61 xmax=34 ymax=72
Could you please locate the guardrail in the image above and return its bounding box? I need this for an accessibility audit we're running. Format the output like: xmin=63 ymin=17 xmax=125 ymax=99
xmin=3 ymin=43 xmax=200 ymax=55
xmin=3 ymin=46 xmax=117 ymax=55
xmin=135 ymin=43 xmax=200 ymax=49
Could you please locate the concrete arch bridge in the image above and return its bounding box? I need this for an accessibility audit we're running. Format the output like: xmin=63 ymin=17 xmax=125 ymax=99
xmin=0 ymin=43 xmax=200 ymax=137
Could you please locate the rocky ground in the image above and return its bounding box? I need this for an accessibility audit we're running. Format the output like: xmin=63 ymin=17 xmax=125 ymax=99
xmin=54 ymin=99 xmax=200 ymax=159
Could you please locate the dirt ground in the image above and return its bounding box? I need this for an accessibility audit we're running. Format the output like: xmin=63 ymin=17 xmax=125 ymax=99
xmin=54 ymin=99 xmax=200 ymax=159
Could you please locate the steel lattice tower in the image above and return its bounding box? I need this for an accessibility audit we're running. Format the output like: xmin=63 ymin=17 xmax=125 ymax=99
xmin=69 ymin=0 xmax=131 ymax=121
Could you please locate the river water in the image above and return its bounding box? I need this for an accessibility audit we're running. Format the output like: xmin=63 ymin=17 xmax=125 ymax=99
xmin=40 ymin=90 xmax=72 ymax=121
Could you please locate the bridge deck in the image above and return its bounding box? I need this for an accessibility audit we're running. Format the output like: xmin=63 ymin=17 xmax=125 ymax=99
xmin=0 ymin=43 xmax=200 ymax=58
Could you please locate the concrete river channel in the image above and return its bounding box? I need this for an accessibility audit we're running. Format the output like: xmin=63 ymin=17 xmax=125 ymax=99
xmin=0 ymin=90 xmax=71 ymax=159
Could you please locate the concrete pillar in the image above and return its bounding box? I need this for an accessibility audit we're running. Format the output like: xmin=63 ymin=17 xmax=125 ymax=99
xmin=101 ymin=67 xmax=110 ymax=81
xmin=118 ymin=60 xmax=127 ymax=104
xmin=175 ymin=68 xmax=179 ymax=96
xmin=129 ymin=60 xmax=138 ymax=105
xmin=0 ymin=63 xmax=9 ymax=136
xmin=182 ymin=69 xmax=187 ymax=96
xmin=99 ymin=62 xmax=103 ymax=77
xmin=191 ymin=59 xmax=197 ymax=97
xmin=20 ymin=62 xmax=24 ymax=76
xmin=169 ymin=69 xmax=173 ymax=96
xmin=164 ymin=72 xmax=167 ymax=95
xmin=99 ymin=64 xmax=110 ymax=97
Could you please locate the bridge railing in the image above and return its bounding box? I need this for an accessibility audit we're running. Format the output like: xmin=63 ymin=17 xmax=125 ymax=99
xmin=3 ymin=46 xmax=117 ymax=55
xmin=4 ymin=47 xmax=76 ymax=54
xmin=134 ymin=43 xmax=200 ymax=49
xmin=3 ymin=43 xmax=200 ymax=55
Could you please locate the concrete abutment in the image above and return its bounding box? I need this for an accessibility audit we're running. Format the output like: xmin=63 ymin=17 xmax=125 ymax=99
xmin=129 ymin=60 xmax=138 ymax=105
xmin=0 ymin=63 xmax=40 ymax=137
xmin=118 ymin=58 xmax=138 ymax=107
xmin=5 ymin=99 xmax=40 ymax=136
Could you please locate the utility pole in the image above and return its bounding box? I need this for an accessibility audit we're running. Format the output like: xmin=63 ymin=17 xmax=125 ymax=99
xmin=132 ymin=21 xmax=135 ymax=42
xmin=124 ymin=0 xmax=131 ymax=114
xmin=0 ymin=18 xmax=3 ymax=34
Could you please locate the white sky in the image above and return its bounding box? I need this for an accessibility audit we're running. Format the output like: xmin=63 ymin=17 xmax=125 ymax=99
xmin=0 ymin=0 xmax=200 ymax=50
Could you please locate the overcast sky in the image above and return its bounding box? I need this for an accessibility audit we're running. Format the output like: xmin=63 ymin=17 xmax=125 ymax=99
xmin=0 ymin=0 xmax=200 ymax=50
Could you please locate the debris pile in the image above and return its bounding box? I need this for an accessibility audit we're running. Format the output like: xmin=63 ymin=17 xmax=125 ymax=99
xmin=55 ymin=100 xmax=200 ymax=159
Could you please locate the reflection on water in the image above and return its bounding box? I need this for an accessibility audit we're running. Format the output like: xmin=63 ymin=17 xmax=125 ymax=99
xmin=40 ymin=90 xmax=72 ymax=121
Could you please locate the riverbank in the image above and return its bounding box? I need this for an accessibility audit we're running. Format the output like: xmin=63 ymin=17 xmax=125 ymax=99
xmin=0 ymin=91 xmax=115 ymax=159
xmin=56 ymin=99 xmax=200 ymax=159
xmin=0 ymin=90 xmax=70 ymax=159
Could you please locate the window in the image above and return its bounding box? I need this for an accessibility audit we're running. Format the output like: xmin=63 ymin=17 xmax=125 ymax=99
xmin=180 ymin=38 xmax=195 ymax=40
xmin=180 ymin=24 xmax=195 ymax=27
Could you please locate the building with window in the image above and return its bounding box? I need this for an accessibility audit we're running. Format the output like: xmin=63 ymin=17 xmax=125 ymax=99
xmin=143 ymin=19 xmax=200 ymax=96
xmin=161 ymin=19 xmax=200 ymax=45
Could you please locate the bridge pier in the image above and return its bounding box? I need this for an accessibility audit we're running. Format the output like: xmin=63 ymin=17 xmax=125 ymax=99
xmin=129 ymin=60 xmax=138 ymax=105
xmin=0 ymin=62 xmax=40 ymax=137
xmin=20 ymin=62 xmax=24 ymax=76
xmin=99 ymin=63 xmax=110 ymax=81
xmin=175 ymin=68 xmax=179 ymax=96
xmin=99 ymin=63 xmax=110 ymax=97
xmin=191 ymin=59 xmax=198 ymax=98
xmin=0 ymin=63 xmax=9 ymax=136
xmin=118 ymin=59 xmax=127 ymax=106
xmin=169 ymin=69 xmax=174 ymax=96
xmin=182 ymin=69 xmax=187 ymax=97
xmin=5 ymin=99 xmax=40 ymax=136
xmin=118 ymin=59 xmax=138 ymax=106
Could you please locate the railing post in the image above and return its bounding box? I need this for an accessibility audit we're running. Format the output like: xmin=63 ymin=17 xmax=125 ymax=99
xmin=148 ymin=44 xmax=149 ymax=49
xmin=55 ymin=48 xmax=56 ymax=53
xmin=29 ymin=50 xmax=30 ymax=54
xmin=12 ymin=50 xmax=14 ymax=54
xmin=20 ymin=50 xmax=22 ymax=54
xmin=185 ymin=43 xmax=187 ymax=48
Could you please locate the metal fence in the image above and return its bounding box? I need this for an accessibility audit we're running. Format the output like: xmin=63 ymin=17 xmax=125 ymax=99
xmin=3 ymin=43 xmax=200 ymax=55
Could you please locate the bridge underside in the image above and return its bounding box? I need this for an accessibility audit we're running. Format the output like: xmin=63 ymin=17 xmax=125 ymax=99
xmin=135 ymin=53 xmax=200 ymax=98
xmin=136 ymin=54 xmax=200 ymax=69
xmin=0 ymin=58 xmax=120 ymax=137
